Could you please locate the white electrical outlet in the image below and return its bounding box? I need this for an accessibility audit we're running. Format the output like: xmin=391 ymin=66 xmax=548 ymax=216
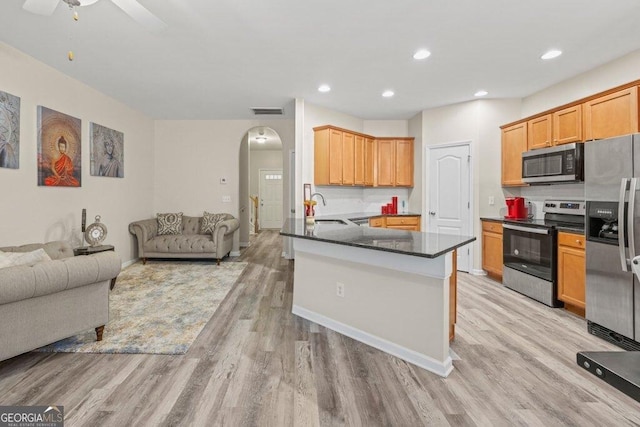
xmin=489 ymin=196 xmax=495 ymax=206
xmin=222 ymin=196 xmax=231 ymax=203
xmin=336 ymin=282 xmax=345 ymax=297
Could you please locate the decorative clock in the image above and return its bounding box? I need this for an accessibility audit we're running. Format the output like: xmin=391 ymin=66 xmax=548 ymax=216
xmin=84 ymin=215 xmax=108 ymax=247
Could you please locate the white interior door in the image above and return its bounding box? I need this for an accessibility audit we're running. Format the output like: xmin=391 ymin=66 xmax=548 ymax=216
xmin=428 ymin=144 xmax=471 ymax=272
xmin=259 ymin=169 xmax=283 ymax=229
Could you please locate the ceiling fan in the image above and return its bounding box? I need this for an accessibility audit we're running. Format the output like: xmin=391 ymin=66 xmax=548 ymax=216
xmin=22 ymin=0 xmax=166 ymax=31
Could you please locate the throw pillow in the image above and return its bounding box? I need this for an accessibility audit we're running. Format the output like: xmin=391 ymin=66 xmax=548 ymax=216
xmin=0 ymin=249 xmax=52 ymax=269
xmin=0 ymin=251 xmax=22 ymax=269
xmin=201 ymin=212 xmax=226 ymax=234
xmin=157 ymin=212 xmax=183 ymax=235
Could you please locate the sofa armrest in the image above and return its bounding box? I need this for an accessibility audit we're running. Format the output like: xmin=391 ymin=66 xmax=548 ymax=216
xmin=129 ymin=218 xmax=158 ymax=258
xmin=213 ymin=218 xmax=240 ymax=245
xmin=0 ymin=251 xmax=121 ymax=305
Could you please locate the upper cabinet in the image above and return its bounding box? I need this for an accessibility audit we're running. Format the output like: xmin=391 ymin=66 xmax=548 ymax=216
xmin=553 ymin=105 xmax=582 ymax=145
xmin=501 ymin=122 xmax=527 ymax=186
xmin=500 ymin=80 xmax=640 ymax=187
xmin=314 ymin=126 xmax=413 ymax=187
xmin=528 ymin=114 xmax=552 ymax=150
xmin=584 ymin=86 xmax=639 ymax=141
xmin=376 ymin=138 xmax=414 ymax=187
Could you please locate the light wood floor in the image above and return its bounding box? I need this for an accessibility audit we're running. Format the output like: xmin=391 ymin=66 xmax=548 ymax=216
xmin=1 ymin=231 xmax=639 ymax=426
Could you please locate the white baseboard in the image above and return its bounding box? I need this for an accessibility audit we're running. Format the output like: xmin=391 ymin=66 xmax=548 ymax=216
xmin=230 ymin=251 xmax=241 ymax=257
xmin=292 ymin=305 xmax=453 ymax=378
xmin=471 ymin=269 xmax=487 ymax=276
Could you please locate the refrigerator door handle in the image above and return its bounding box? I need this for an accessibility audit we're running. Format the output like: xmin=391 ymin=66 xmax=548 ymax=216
xmin=628 ymin=177 xmax=637 ymax=266
xmin=619 ymin=178 xmax=629 ymax=271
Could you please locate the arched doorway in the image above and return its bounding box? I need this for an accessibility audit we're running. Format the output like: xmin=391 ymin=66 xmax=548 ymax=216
xmin=239 ymin=126 xmax=283 ymax=247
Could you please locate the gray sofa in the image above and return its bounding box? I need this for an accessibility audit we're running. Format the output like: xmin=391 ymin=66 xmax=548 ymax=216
xmin=0 ymin=241 xmax=121 ymax=362
xmin=129 ymin=214 xmax=239 ymax=264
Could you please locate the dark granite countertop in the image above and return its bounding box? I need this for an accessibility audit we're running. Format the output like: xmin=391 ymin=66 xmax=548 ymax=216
xmin=280 ymin=218 xmax=475 ymax=259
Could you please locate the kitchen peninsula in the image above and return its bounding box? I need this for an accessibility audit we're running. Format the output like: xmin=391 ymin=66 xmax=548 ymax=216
xmin=280 ymin=217 xmax=475 ymax=377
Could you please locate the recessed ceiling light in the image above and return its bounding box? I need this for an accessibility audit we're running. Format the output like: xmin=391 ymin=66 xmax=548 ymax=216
xmin=413 ymin=49 xmax=431 ymax=60
xmin=474 ymin=90 xmax=488 ymax=97
xmin=541 ymin=49 xmax=562 ymax=60
xmin=318 ymin=84 xmax=331 ymax=93
xmin=382 ymin=90 xmax=395 ymax=98
xmin=255 ymin=136 xmax=267 ymax=144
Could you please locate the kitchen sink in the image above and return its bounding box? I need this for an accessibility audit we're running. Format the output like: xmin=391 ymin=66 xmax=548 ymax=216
xmin=314 ymin=219 xmax=348 ymax=225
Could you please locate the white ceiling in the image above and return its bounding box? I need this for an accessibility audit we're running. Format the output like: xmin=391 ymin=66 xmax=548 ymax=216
xmin=2 ymin=0 xmax=640 ymax=120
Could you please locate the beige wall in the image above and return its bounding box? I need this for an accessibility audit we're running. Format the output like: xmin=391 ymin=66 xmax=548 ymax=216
xmin=418 ymin=99 xmax=521 ymax=272
xmin=0 ymin=42 xmax=155 ymax=264
xmin=522 ymin=49 xmax=640 ymax=117
xmin=153 ymin=119 xmax=294 ymax=251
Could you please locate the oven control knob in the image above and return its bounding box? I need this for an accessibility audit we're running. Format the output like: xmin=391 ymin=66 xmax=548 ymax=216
xmin=595 ymin=368 xmax=604 ymax=377
xmin=583 ymin=361 xmax=590 ymax=369
xmin=514 ymin=249 xmax=519 ymax=255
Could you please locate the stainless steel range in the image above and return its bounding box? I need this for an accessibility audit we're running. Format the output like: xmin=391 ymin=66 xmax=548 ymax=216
xmin=502 ymin=200 xmax=585 ymax=307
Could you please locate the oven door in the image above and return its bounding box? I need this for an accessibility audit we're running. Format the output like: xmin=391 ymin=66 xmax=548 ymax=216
xmin=503 ymin=224 xmax=556 ymax=282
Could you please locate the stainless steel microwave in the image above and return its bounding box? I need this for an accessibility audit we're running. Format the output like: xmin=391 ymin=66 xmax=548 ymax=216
xmin=522 ymin=143 xmax=584 ymax=184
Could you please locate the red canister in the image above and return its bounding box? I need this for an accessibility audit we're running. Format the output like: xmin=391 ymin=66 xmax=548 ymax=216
xmin=382 ymin=205 xmax=387 ymax=214
xmin=392 ymin=196 xmax=398 ymax=214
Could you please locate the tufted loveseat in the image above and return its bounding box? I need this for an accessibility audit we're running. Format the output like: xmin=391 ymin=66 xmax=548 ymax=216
xmin=0 ymin=241 xmax=121 ymax=362
xmin=128 ymin=214 xmax=239 ymax=265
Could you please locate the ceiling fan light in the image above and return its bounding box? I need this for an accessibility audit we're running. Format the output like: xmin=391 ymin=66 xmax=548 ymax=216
xmin=80 ymin=0 xmax=100 ymax=5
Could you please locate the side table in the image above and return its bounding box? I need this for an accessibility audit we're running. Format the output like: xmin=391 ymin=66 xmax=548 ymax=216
xmin=74 ymin=245 xmax=118 ymax=290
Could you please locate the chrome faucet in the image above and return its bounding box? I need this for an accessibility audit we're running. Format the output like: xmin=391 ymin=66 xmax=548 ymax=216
xmin=311 ymin=192 xmax=326 ymax=206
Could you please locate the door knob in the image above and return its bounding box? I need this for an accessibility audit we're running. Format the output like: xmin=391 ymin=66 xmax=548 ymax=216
xmin=429 ymin=211 xmax=436 ymax=215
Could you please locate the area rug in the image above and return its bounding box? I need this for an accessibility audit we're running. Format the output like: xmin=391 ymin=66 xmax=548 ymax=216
xmin=35 ymin=260 xmax=247 ymax=355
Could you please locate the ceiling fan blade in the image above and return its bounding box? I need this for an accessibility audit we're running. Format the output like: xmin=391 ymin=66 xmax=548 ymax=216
xmin=110 ymin=0 xmax=166 ymax=32
xmin=23 ymin=0 xmax=60 ymax=15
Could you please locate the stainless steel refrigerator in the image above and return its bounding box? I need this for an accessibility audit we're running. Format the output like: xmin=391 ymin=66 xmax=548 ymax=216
xmin=585 ymin=133 xmax=640 ymax=349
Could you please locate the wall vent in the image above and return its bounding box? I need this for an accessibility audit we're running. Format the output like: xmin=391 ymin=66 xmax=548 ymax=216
xmin=251 ymin=107 xmax=284 ymax=115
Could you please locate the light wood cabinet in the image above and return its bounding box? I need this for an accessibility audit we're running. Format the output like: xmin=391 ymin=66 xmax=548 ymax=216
xmin=528 ymin=114 xmax=552 ymax=150
xmin=376 ymin=139 xmax=395 ymax=186
xmin=450 ymin=249 xmax=457 ymax=342
xmin=314 ymin=127 xmax=344 ymax=185
xmin=342 ymin=132 xmax=355 ymax=185
xmin=481 ymin=221 xmax=503 ymax=280
xmin=354 ymin=134 xmax=365 ymax=186
xmin=314 ymin=126 xmax=410 ymax=187
xmin=369 ymin=217 xmax=384 ymax=227
xmin=376 ymin=138 xmax=414 ymax=187
xmin=364 ymin=137 xmax=375 ymax=186
xmin=501 ymin=122 xmax=527 ymax=186
xmin=553 ymin=105 xmax=582 ymax=145
xmin=395 ymin=139 xmax=414 ymax=187
xmin=385 ymin=215 xmax=420 ymax=231
xmin=368 ymin=215 xmax=421 ymax=231
xmin=584 ymin=86 xmax=639 ymax=141
xmin=558 ymin=232 xmax=586 ymax=314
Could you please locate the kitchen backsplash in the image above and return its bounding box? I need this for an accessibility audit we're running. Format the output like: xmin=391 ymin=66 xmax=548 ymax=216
xmin=517 ymin=183 xmax=585 ymax=219
xmin=312 ymin=186 xmax=411 ymax=216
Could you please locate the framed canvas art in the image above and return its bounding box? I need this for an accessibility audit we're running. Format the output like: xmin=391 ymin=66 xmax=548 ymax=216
xmin=0 ymin=90 xmax=20 ymax=169
xmin=37 ymin=106 xmax=81 ymax=187
xmin=90 ymin=122 xmax=124 ymax=177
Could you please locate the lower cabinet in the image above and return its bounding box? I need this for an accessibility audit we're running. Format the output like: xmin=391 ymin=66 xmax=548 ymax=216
xmin=481 ymin=220 xmax=503 ymax=280
xmin=368 ymin=215 xmax=421 ymax=231
xmin=557 ymin=231 xmax=586 ymax=316
xmin=450 ymin=249 xmax=457 ymax=342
